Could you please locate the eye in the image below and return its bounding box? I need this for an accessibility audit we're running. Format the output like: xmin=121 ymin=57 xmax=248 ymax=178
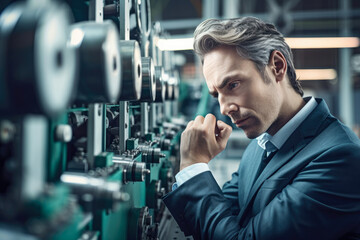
xmin=228 ymin=82 xmax=239 ymax=90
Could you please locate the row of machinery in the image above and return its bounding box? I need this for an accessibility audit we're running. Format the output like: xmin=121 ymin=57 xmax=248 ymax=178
xmin=0 ymin=0 xmax=186 ymax=239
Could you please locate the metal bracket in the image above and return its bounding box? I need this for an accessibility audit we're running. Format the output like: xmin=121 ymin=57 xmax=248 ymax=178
xmin=119 ymin=0 xmax=130 ymax=40
xmin=87 ymin=104 xmax=104 ymax=169
xmin=89 ymin=0 xmax=104 ymax=22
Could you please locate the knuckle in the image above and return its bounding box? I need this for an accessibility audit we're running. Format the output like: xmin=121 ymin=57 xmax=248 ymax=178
xmin=195 ymin=115 xmax=204 ymax=121
xmin=206 ymin=113 xmax=215 ymax=119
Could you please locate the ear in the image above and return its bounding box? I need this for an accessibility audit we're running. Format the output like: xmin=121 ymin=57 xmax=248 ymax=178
xmin=268 ymin=50 xmax=287 ymax=82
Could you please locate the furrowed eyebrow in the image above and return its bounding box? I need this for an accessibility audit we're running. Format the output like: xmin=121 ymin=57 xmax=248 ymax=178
xmin=208 ymin=76 xmax=236 ymax=97
xmin=218 ymin=77 xmax=233 ymax=90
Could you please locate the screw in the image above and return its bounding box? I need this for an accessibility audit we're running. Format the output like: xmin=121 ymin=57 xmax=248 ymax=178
xmin=98 ymin=104 xmax=102 ymax=116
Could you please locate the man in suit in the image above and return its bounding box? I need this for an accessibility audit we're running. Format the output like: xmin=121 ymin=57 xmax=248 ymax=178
xmin=162 ymin=17 xmax=360 ymax=239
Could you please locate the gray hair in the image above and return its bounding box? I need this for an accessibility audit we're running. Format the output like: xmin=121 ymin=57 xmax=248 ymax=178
xmin=193 ymin=17 xmax=303 ymax=96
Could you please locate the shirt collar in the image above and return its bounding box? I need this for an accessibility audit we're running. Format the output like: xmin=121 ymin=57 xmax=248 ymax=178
xmin=257 ymin=97 xmax=318 ymax=151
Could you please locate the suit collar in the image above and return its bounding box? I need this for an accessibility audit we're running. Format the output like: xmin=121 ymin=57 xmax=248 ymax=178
xmin=239 ymin=98 xmax=334 ymax=225
xmin=270 ymin=97 xmax=317 ymax=150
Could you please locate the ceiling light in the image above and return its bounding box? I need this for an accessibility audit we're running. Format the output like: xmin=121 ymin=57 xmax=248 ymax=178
xmin=296 ymin=69 xmax=337 ymax=80
xmin=286 ymin=37 xmax=359 ymax=49
xmin=157 ymin=37 xmax=359 ymax=51
xmin=157 ymin=38 xmax=194 ymax=51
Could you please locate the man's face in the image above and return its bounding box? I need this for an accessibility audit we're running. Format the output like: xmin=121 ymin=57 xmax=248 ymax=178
xmin=203 ymin=46 xmax=283 ymax=139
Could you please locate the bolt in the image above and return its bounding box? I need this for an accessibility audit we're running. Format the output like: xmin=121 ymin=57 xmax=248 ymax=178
xmin=55 ymin=124 xmax=72 ymax=142
xmin=0 ymin=120 xmax=15 ymax=143
xmin=98 ymin=104 xmax=102 ymax=116
xmin=121 ymin=192 xmax=130 ymax=202
xmin=145 ymin=215 xmax=152 ymax=225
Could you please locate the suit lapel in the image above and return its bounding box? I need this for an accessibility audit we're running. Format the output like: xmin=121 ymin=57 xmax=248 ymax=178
xmin=238 ymin=143 xmax=264 ymax=207
xmin=238 ymin=98 xmax=334 ymax=226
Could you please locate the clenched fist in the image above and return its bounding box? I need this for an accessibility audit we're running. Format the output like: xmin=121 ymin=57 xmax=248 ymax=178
xmin=180 ymin=114 xmax=232 ymax=170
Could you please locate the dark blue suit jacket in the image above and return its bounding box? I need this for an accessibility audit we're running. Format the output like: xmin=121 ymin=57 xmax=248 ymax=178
xmin=163 ymin=98 xmax=360 ymax=240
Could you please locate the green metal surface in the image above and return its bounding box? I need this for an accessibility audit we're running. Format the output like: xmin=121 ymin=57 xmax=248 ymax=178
xmin=47 ymin=114 xmax=68 ymax=182
xmin=145 ymin=133 xmax=155 ymax=141
xmin=26 ymin=185 xmax=69 ymax=218
xmin=92 ymin=153 xmax=150 ymax=240
xmin=126 ymin=138 xmax=139 ymax=150
xmin=50 ymin=205 xmax=83 ymax=240
xmin=92 ymin=168 xmax=128 ymax=240
xmin=95 ymin=152 xmax=114 ymax=168
xmin=99 ymin=204 xmax=130 ymax=240
xmin=26 ymin=185 xmax=83 ymax=240
xmin=67 ymin=107 xmax=89 ymax=112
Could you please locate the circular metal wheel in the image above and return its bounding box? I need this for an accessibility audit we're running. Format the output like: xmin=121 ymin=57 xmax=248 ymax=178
xmin=130 ymin=0 xmax=142 ymax=34
xmin=141 ymin=0 xmax=152 ymax=38
xmin=130 ymin=0 xmax=151 ymax=37
xmin=128 ymin=206 xmax=157 ymax=240
xmin=154 ymin=66 xmax=166 ymax=103
xmin=0 ymin=1 xmax=77 ymax=117
xmin=140 ymin=57 xmax=156 ymax=102
xmin=169 ymin=71 xmax=180 ymax=101
xmin=69 ymin=21 xmax=121 ymax=104
xmin=118 ymin=40 xmax=142 ymax=101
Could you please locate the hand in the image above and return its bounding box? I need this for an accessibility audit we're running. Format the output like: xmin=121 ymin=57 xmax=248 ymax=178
xmin=180 ymin=114 xmax=232 ymax=170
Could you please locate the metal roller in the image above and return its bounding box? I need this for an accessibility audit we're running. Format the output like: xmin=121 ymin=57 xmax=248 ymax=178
xmin=139 ymin=145 xmax=165 ymax=164
xmin=118 ymin=40 xmax=142 ymax=101
xmin=69 ymin=21 xmax=121 ymax=103
xmin=60 ymin=172 xmax=129 ymax=210
xmin=163 ymin=72 xmax=174 ymax=101
xmin=154 ymin=66 xmax=166 ymax=102
xmin=0 ymin=1 xmax=77 ymax=117
xmin=112 ymin=156 xmax=150 ymax=183
xmin=169 ymin=72 xmax=180 ymax=101
xmin=140 ymin=57 xmax=156 ymax=102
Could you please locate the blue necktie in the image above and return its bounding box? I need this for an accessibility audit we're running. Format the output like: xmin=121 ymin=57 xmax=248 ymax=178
xmin=254 ymin=141 xmax=277 ymax=181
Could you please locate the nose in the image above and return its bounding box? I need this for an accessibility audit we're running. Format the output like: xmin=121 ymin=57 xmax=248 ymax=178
xmin=219 ymin=94 xmax=237 ymax=116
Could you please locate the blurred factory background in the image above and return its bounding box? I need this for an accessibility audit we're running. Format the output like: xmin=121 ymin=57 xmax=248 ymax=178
xmin=0 ymin=0 xmax=359 ymax=239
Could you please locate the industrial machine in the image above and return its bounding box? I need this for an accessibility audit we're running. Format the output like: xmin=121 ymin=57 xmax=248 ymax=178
xmin=0 ymin=0 xmax=185 ymax=239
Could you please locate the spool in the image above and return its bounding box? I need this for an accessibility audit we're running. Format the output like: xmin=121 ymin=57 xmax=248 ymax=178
xmin=154 ymin=66 xmax=166 ymax=103
xmin=69 ymin=21 xmax=121 ymax=104
xmin=140 ymin=57 xmax=156 ymax=102
xmin=118 ymin=40 xmax=142 ymax=101
xmin=0 ymin=1 xmax=77 ymax=117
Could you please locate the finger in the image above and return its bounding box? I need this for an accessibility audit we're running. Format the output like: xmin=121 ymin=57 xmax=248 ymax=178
xmin=216 ymin=120 xmax=232 ymax=139
xmin=194 ymin=115 xmax=205 ymax=124
xmin=203 ymin=113 xmax=216 ymax=130
xmin=186 ymin=120 xmax=194 ymax=129
xmin=216 ymin=120 xmax=231 ymax=130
